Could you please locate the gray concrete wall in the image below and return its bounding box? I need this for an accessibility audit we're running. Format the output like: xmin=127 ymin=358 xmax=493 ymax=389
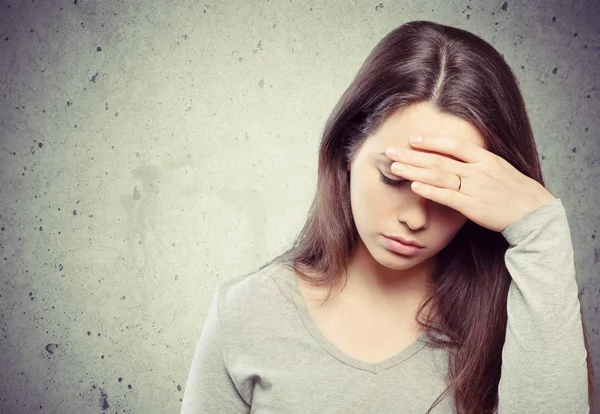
xmin=0 ymin=0 xmax=598 ymax=412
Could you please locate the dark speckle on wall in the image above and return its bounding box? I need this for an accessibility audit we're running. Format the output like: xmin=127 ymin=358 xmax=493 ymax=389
xmin=96 ymin=46 xmax=101 ymax=51
xmin=99 ymin=388 xmax=109 ymax=410
xmin=45 ymin=343 xmax=58 ymax=354
xmin=90 ymin=72 xmax=99 ymax=83
xmin=502 ymin=2 xmax=508 ymax=11
xmin=552 ymin=16 xmax=556 ymax=22
xmin=74 ymin=0 xmax=78 ymax=4
xmin=375 ymin=2 xmax=384 ymax=11
xmin=552 ymin=67 xmax=558 ymax=74
xmin=58 ymin=264 xmax=63 ymax=271
xmin=177 ymin=384 xmax=182 ymax=391
xmin=118 ymin=377 xmax=123 ymax=382
xmin=38 ymin=142 xmax=43 ymax=148
xmin=572 ymin=147 xmax=577 ymax=153
xmin=73 ymin=209 xmax=77 ymax=216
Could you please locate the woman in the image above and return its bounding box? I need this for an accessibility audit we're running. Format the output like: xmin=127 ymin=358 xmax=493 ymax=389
xmin=181 ymin=20 xmax=594 ymax=413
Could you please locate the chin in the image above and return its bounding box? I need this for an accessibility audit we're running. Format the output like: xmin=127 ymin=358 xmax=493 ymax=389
xmin=375 ymin=249 xmax=423 ymax=268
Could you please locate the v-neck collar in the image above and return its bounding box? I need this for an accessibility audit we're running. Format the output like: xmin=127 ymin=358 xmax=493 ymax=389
xmin=274 ymin=262 xmax=428 ymax=374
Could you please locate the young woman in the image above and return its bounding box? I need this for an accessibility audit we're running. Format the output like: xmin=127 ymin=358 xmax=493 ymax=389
xmin=181 ymin=20 xmax=594 ymax=413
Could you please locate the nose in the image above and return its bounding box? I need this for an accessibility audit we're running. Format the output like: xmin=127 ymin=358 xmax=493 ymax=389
xmin=398 ymin=191 xmax=430 ymax=230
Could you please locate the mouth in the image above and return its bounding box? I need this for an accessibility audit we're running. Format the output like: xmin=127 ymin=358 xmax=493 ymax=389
xmin=382 ymin=235 xmax=424 ymax=256
xmin=384 ymin=235 xmax=424 ymax=249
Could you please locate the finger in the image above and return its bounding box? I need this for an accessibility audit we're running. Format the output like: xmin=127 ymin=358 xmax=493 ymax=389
xmin=386 ymin=147 xmax=468 ymax=177
xmin=391 ymin=162 xmax=460 ymax=190
xmin=410 ymin=181 xmax=467 ymax=211
xmin=408 ymin=136 xmax=488 ymax=164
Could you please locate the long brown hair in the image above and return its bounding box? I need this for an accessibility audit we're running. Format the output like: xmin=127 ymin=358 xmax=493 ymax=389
xmin=257 ymin=20 xmax=595 ymax=413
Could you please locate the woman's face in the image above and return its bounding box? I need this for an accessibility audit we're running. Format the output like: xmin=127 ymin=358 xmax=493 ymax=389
xmin=347 ymin=102 xmax=487 ymax=271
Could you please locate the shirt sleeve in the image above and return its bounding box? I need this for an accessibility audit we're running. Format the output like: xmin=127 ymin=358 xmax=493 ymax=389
xmin=180 ymin=285 xmax=251 ymax=414
xmin=496 ymin=198 xmax=589 ymax=413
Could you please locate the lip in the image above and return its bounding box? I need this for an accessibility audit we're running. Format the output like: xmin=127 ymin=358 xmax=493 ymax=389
xmin=382 ymin=235 xmax=423 ymax=256
xmin=383 ymin=234 xmax=424 ymax=248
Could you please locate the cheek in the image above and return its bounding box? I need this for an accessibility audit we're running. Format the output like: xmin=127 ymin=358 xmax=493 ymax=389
xmin=350 ymin=180 xmax=371 ymax=226
xmin=351 ymin=175 xmax=394 ymax=216
xmin=430 ymin=210 xmax=468 ymax=242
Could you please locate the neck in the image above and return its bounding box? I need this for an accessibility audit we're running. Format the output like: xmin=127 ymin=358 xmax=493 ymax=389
xmin=342 ymin=239 xmax=435 ymax=317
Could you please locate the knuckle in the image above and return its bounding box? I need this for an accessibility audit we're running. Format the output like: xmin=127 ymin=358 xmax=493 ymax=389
xmin=433 ymin=170 xmax=445 ymax=182
xmin=495 ymin=155 xmax=508 ymax=168
xmin=451 ymin=141 xmax=462 ymax=153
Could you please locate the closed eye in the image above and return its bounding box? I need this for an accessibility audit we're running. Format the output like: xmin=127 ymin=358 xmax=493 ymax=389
xmin=378 ymin=171 xmax=407 ymax=187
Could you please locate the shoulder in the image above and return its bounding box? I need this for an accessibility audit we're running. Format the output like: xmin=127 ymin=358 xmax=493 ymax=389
xmin=211 ymin=261 xmax=296 ymax=332
xmin=215 ymin=261 xmax=290 ymax=307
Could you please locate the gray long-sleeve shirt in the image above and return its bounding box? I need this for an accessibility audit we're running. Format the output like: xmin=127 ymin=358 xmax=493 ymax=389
xmin=180 ymin=198 xmax=589 ymax=413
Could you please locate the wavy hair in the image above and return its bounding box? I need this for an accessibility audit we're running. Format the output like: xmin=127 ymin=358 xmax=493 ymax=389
xmin=257 ymin=20 xmax=595 ymax=413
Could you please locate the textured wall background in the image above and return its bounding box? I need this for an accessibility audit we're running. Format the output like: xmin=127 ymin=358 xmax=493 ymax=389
xmin=0 ymin=0 xmax=598 ymax=412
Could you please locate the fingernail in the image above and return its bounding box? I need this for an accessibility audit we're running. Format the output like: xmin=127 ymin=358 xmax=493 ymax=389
xmin=386 ymin=148 xmax=398 ymax=157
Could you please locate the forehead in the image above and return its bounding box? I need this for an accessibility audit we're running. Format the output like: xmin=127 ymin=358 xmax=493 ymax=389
xmin=367 ymin=103 xmax=487 ymax=154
